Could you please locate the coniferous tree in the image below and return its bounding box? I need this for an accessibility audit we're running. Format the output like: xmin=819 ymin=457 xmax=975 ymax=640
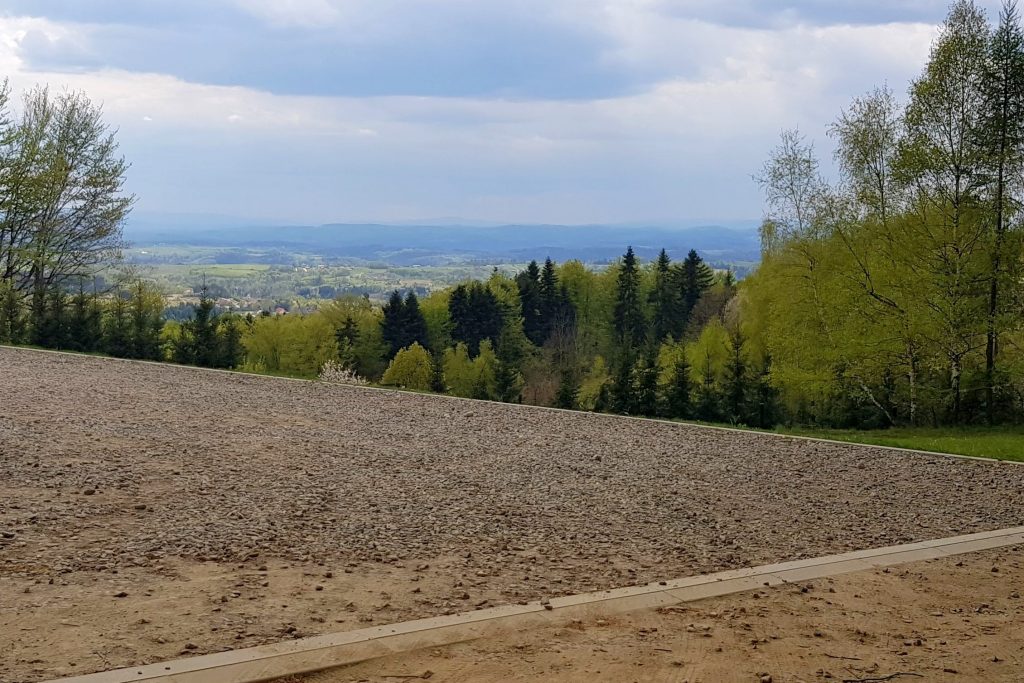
xmin=666 ymin=355 xmax=693 ymax=419
xmin=694 ymin=360 xmax=722 ymax=422
xmin=217 ymin=315 xmax=244 ymax=369
xmin=677 ymin=250 xmax=715 ymax=332
xmin=102 ymin=289 xmax=132 ymax=358
xmin=402 ymin=291 xmax=429 ymax=351
xmin=33 ymin=287 xmax=69 ymax=349
xmin=539 ymin=258 xmax=559 ymax=342
xmin=609 ymin=353 xmax=635 ymax=414
xmin=67 ymin=280 xmax=102 ymax=352
xmin=649 ymin=249 xmax=678 ymax=342
xmin=430 ymin=351 xmax=447 ymax=392
xmin=723 ymin=331 xmax=749 ymax=424
xmin=335 ymin=315 xmax=360 ymax=369
xmin=128 ymin=279 xmax=164 ymax=360
xmin=449 ymin=282 xmax=504 ymax=356
xmin=191 ymin=294 xmax=220 ymax=367
xmin=493 ymin=335 xmax=523 ymax=403
xmin=633 ymin=351 xmax=660 ymax=417
xmin=613 ymin=247 xmax=645 ymax=350
xmin=172 ymin=289 xmax=219 ymax=366
xmin=554 ymin=369 xmax=579 ymax=409
xmin=516 ymin=261 xmax=544 ymax=345
xmin=751 ymin=354 xmax=780 ymax=428
xmin=380 ymin=290 xmax=406 ymax=358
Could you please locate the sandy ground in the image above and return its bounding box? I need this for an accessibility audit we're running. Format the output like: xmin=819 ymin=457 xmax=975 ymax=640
xmin=299 ymin=546 xmax=1024 ymax=683
xmin=2 ymin=347 xmax=1023 ymax=682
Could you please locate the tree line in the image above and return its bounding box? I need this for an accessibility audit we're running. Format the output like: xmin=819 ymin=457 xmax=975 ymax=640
xmin=6 ymin=1 xmax=1022 ymax=430
xmin=746 ymin=0 xmax=1024 ymax=427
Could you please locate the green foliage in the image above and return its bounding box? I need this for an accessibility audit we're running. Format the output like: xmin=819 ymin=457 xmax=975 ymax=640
xmin=442 ymin=340 xmax=499 ymax=399
xmin=242 ymin=312 xmax=337 ymax=376
xmin=320 ymin=296 xmax=388 ymax=380
xmin=127 ymin=279 xmax=165 ymax=360
xmin=577 ymin=356 xmax=611 ymax=411
xmin=381 ymin=342 xmax=433 ymax=391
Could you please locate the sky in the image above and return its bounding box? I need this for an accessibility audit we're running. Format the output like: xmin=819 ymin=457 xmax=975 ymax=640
xmin=0 ymin=1 xmax=1005 ymax=226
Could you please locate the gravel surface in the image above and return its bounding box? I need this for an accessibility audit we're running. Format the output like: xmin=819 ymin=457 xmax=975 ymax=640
xmin=1 ymin=346 xmax=1023 ymax=679
xmin=2 ymin=346 xmax=1023 ymax=576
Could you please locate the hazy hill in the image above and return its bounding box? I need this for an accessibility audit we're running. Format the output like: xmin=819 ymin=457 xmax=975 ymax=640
xmin=125 ymin=214 xmax=762 ymax=267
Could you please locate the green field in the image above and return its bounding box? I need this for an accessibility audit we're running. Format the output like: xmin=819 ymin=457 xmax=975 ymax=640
xmin=777 ymin=426 xmax=1024 ymax=462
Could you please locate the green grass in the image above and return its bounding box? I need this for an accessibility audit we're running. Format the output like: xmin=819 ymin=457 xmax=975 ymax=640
xmin=776 ymin=425 xmax=1024 ymax=462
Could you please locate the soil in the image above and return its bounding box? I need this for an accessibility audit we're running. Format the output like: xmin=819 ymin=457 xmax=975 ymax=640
xmin=297 ymin=546 xmax=1024 ymax=683
xmin=1 ymin=347 xmax=1023 ymax=682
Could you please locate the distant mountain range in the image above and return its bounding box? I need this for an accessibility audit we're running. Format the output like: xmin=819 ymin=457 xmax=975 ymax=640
xmin=124 ymin=214 xmax=763 ymax=267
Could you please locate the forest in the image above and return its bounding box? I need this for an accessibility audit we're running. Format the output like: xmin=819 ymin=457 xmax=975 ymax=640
xmin=1 ymin=0 xmax=1023 ymax=429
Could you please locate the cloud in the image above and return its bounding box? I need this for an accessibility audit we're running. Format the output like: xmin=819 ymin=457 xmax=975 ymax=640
xmin=0 ymin=2 xmax=991 ymax=224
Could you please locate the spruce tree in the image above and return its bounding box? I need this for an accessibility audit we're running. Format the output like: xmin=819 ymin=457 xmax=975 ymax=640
xmin=751 ymin=355 xmax=779 ymax=428
xmin=450 ymin=283 xmax=504 ymax=356
xmin=128 ymin=280 xmax=164 ymax=360
xmin=102 ymin=289 xmax=132 ymax=358
xmin=666 ymin=355 xmax=693 ymax=419
xmin=649 ymin=249 xmax=678 ymax=342
xmin=430 ymin=351 xmax=447 ymax=393
xmin=609 ymin=353 xmax=635 ymax=414
xmin=217 ymin=315 xmax=244 ymax=369
xmin=493 ymin=339 xmax=522 ymax=403
xmin=402 ymin=291 xmax=429 ymax=351
xmin=633 ymin=351 xmax=660 ymax=417
xmin=34 ymin=287 xmax=69 ymax=349
xmin=677 ymin=250 xmax=715 ymax=333
xmin=554 ymin=369 xmax=579 ymax=409
xmin=539 ymin=258 xmax=559 ymax=342
xmin=335 ymin=315 xmax=360 ymax=369
xmin=516 ymin=261 xmax=544 ymax=345
xmin=380 ymin=289 xmax=406 ymax=358
xmin=723 ymin=331 xmax=749 ymax=424
xmin=190 ymin=293 xmax=219 ymax=367
xmin=68 ymin=280 xmax=102 ymax=352
xmin=694 ymin=361 xmax=722 ymax=422
xmin=613 ymin=247 xmax=645 ymax=350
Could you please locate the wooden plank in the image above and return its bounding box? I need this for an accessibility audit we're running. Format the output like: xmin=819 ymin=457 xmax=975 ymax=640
xmin=48 ymin=526 xmax=1024 ymax=683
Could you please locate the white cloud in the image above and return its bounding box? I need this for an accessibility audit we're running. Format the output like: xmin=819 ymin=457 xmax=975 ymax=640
xmin=0 ymin=5 xmax=952 ymax=222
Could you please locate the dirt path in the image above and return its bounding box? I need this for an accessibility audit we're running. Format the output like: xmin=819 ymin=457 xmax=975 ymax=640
xmin=300 ymin=546 xmax=1024 ymax=683
xmin=2 ymin=347 xmax=1023 ymax=681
